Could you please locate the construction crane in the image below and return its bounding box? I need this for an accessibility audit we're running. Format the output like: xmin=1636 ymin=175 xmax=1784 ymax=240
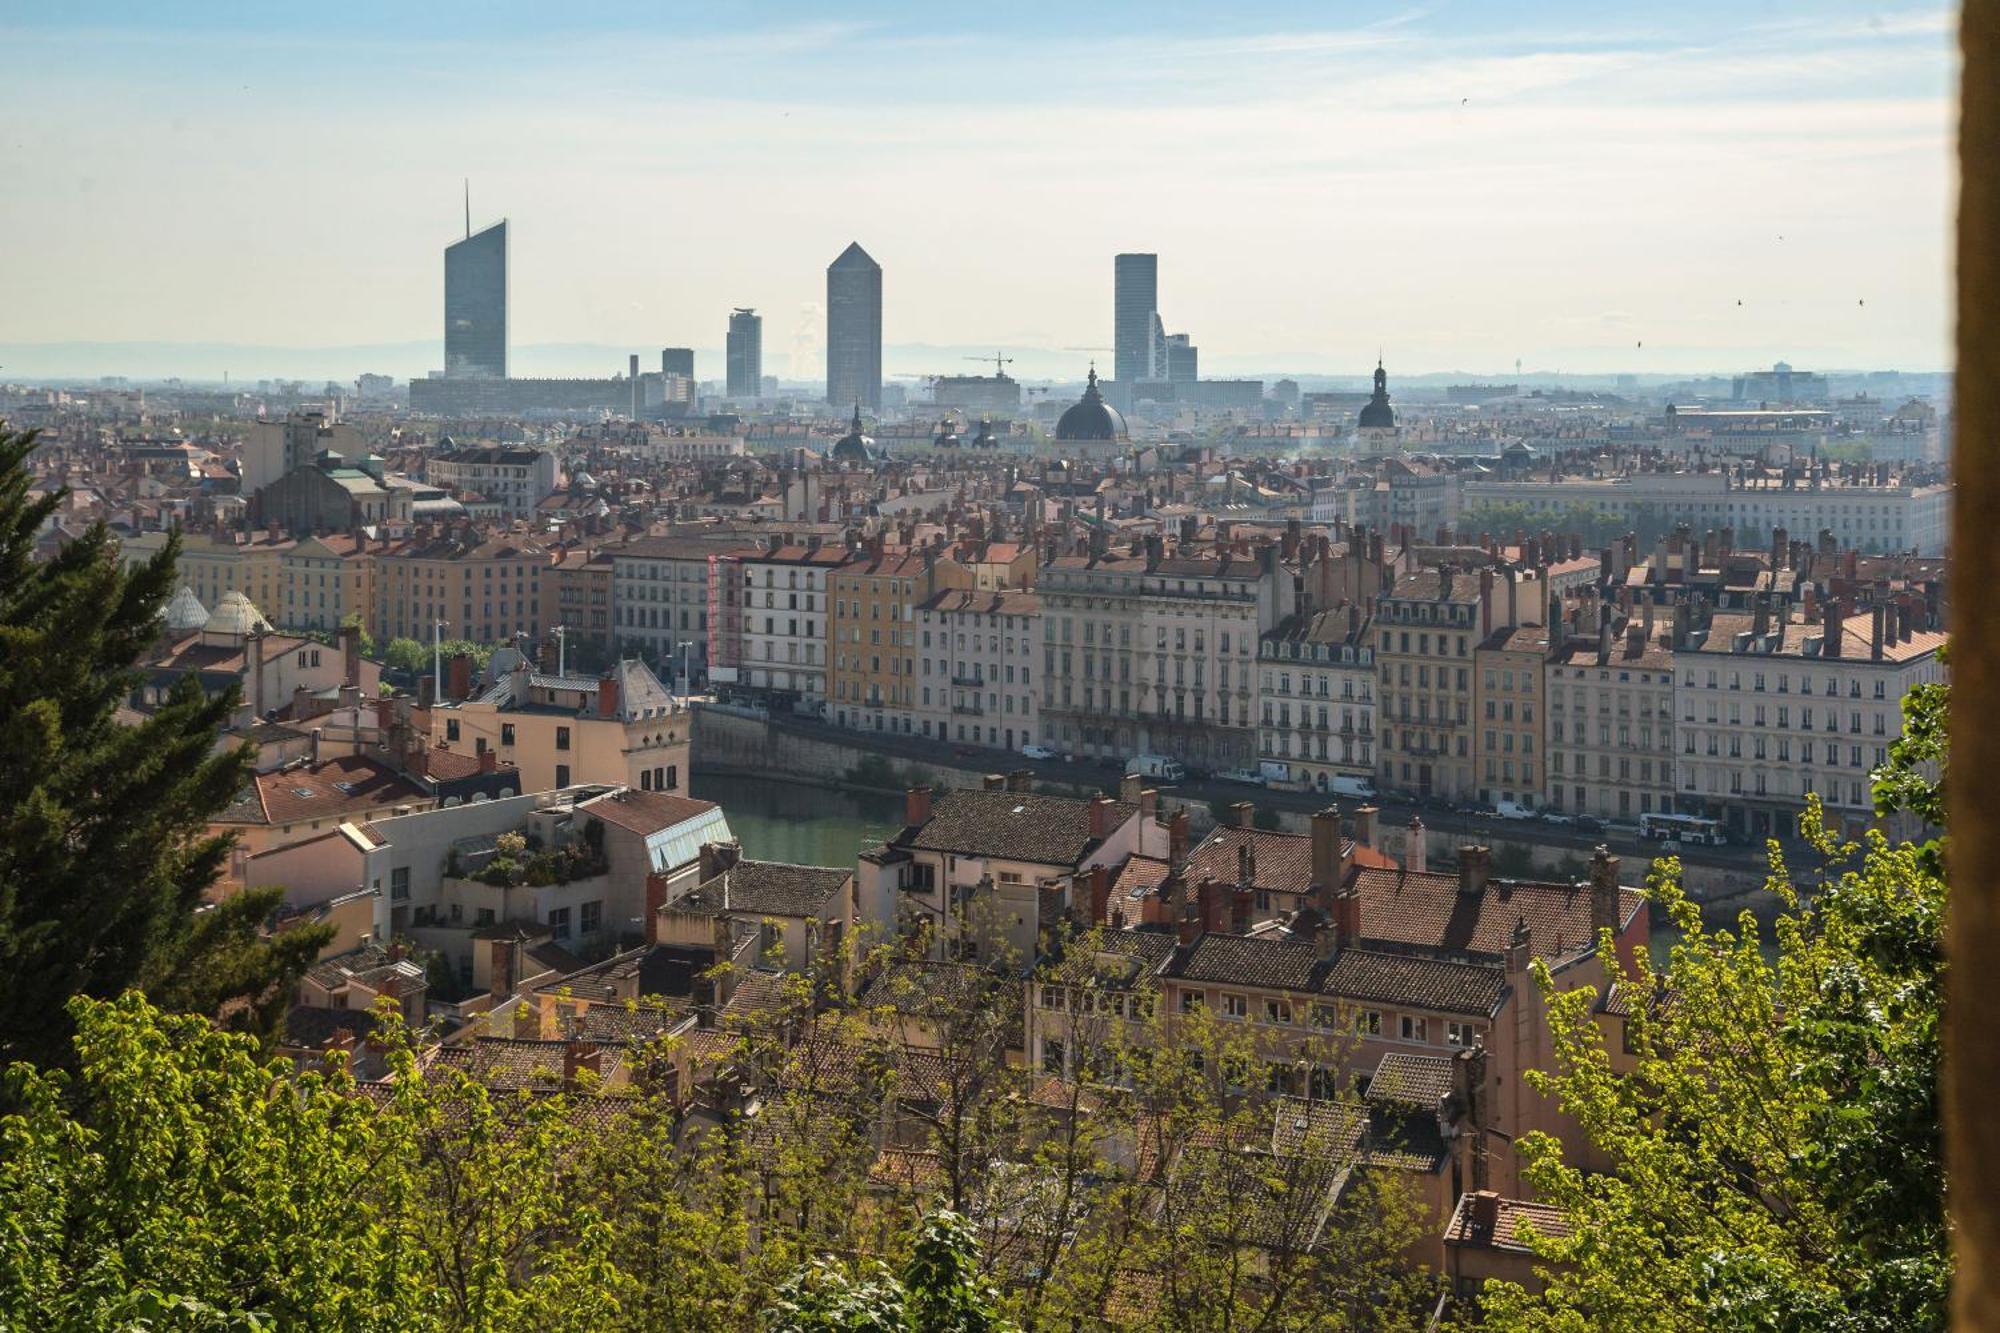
xmin=964 ymin=351 xmax=1014 ymax=377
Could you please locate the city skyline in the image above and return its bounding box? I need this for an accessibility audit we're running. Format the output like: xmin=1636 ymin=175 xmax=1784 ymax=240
xmin=0 ymin=3 xmax=1956 ymax=377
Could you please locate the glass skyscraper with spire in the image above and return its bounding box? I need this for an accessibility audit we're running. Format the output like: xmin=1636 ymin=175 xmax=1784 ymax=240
xmin=444 ymin=220 xmax=507 ymax=378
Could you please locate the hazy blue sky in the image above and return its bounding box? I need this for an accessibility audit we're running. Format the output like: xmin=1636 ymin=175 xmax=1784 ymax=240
xmin=0 ymin=2 xmax=1957 ymax=378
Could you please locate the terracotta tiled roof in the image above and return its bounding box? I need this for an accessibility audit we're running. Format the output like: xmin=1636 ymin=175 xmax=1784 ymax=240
xmin=1112 ymin=854 xmax=1171 ymax=902
xmin=1444 ymin=1195 xmax=1571 ymax=1252
xmin=1160 ymin=933 xmax=1320 ymax=991
xmin=1365 ymin=1053 xmax=1458 ymax=1108
xmin=1269 ymin=1095 xmax=1367 ymax=1159
xmin=1350 ymin=867 xmax=1643 ymax=960
xmin=904 ymin=788 xmax=1137 ymax=865
xmin=1319 ymin=950 xmax=1505 ymax=1016
xmin=579 ymin=790 xmax=716 ymax=837
xmin=679 ymin=860 xmax=852 ymax=920
xmin=237 ymin=755 xmax=429 ymax=827
xmin=432 ymin=1037 xmax=627 ymax=1091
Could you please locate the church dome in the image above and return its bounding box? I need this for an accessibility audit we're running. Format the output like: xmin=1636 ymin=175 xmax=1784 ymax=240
xmin=163 ymin=584 xmax=209 ymax=634
xmin=1056 ymin=367 xmax=1127 ymax=442
xmin=1358 ymin=361 xmax=1396 ymax=430
xmin=202 ymin=590 xmax=272 ymax=640
xmin=831 ymin=404 xmax=876 ymax=465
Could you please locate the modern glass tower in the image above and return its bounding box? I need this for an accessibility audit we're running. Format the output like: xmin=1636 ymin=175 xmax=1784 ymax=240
xmin=826 ymin=242 xmax=882 ymax=410
xmin=1113 ymin=252 xmax=1159 ymax=388
xmin=444 ymin=220 xmax=507 ymax=378
xmin=726 ymin=309 xmax=763 ymax=398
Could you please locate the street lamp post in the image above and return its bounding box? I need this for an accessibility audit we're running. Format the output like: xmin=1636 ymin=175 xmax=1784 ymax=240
xmin=432 ymin=618 xmax=449 ymax=699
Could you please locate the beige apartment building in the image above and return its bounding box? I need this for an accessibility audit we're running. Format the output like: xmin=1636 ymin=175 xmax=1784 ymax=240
xmin=373 ymin=530 xmax=547 ymax=646
xmin=281 ymin=533 xmax=376 ymax=633
xmin=1373 ymin=569 xmax=1480 ymax=800
xmin=829 ymin=547 xmax=929 ymax=735
xmin=123 ymin=528 xmax=292 ymax=622
xmin=431 ymin=658 xmax=689 ymax=795
xmin=1547 ymin=620 xmax=1677 ymax=821
xmin=1472 ymin=623 xmax=1548 ymax=810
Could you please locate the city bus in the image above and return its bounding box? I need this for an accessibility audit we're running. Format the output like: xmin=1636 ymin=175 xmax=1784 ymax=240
xmin=1640 ymin=812 xmax=1727 ymax=846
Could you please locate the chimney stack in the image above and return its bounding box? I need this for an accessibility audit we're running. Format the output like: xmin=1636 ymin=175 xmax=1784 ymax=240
xmin=1088 ymin=796 xmax=1115 ymax=840
xmin=1335 ymin=881 xmax=1361 ymax=951
xmin=563 ymin=1040 xmax=602 ymax=1091
xmin=598 ymin=671 xmax=620 ymax=719
xmin=905 ymin=786 xmax=933 ymax=826
xmin=1310 ymin=805 xmax=1342 ymax=894
xmin=644 ymin=871 xmax=669 ymax=945
xmin=1232 ymin=800 xmax=1256 ymax=830
xmin=1467 ymin=1190 xmax=1502 ymax=1235
xmin=1458 ymin=845 xmax=1491 ymax=898
xmin=698 ymin=839 xmax=741 ymax=884
xmin=1120 ymin=772 xmax=1144 ymax=803
xmin=1590 ymin=845 xmax=1622 ymax=936
xmin=1088 ymin=864 xmax=1112 ymax=927
xmin=1354 ymin=804 xmax=1378 ymax=850
xmin=1169 ymin=810 xmax=1189 ymax=865
xmin=1406 ymin=816 xmax=1427 ymax=875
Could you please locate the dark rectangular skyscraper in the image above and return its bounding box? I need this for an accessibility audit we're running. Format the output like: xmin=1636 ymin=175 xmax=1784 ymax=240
xmin=1114 ymin=252 xmax=1158 ymax=388
xmin=826 ymin=242 xmax=882 ymax=410
xmin=445 ymin=220 xmax=507 ymax=378
xmin=726 ymin=309 xmax=762 ymax=398
xmin=661 ymin=347 xmax=694 ymax=378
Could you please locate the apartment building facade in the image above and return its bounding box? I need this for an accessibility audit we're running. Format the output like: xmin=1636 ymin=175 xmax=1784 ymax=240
xmin=425 ymin=445 xmax=560 ymax=517
xmin=372 ymin=531 xmax=547 ymax=646
xmin=1040 ymin=541 xmax=1292 ymax=771
xmin=1672 ymin=601 xmax=1944 ymax=840
xmin=1256 ymin=605 xmax=1377 ymax=791
xmin=1472 ymin=623 xmax=1549 ymax=810
xmin=280 ymin=534 xmax=374 ymax=633
xmin=829 ymin=548 xmax=927 ymax=735
xmin=914 ymin=588 xmax=1042 ymax=751
xmin=611 ymin=536 xmax=753 ymax=688
xmin=1546 ymin=623 xmax=1678 ymax=820
xmin=1372 ymin=569 xmax=1481 ymax=800
xmin=734 ymin=544 xmax=847 ymax=715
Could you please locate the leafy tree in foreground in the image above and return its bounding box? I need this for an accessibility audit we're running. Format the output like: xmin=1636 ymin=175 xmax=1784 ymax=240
xmin=1482 ymin=676 xmax=1949 ymax=1332
xmin=763 ymin=1211 xmax=1011 ymax=1333
xmin=0 ymin=426 xmax=331 ymax=1067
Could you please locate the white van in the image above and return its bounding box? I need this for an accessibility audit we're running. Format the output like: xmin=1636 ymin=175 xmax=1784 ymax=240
xmin=1126 ymin=754 xmax=1186 ymax=783
xmin=1329 ymin=774 xmax=1377 ymax=800
xmin=1494 ymin=800 xmax=1537 ymax=821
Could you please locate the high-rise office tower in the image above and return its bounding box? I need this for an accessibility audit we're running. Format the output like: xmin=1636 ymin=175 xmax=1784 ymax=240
xmin=726 ymin=309 xmax=762 ymax=399
xmin=661 ymin=347 xmax=694 ymax=379
xmin=1165 ymin=333 xmax=1198 ymax=383
xmin=1113 ymin=253 xmax=1159 ymax=389
xmin=826 ymin=242 xmax=882 ymax=410
xmin=445 ymin=219 xmax=507 ymax=378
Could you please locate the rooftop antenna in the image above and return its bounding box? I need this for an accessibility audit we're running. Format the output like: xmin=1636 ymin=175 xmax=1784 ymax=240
xmin=463 ymin=178 xmax=470 ymax=239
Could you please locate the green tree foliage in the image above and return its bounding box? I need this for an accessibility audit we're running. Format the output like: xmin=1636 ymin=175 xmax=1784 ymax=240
xmin=763 ymin=1212 xmax=1008 ymax=1333
xmin=1482 ymin=675 xmax=1950 ymax=1332
xmin=0 ymin=427 xmax=332 ymax=1067
xmin=382 ymin=636 xmax=496 ymax=676
xmin=0 ymin=992 xmax=625 ymax=1332
xmin=2 ymin=944 xmax=1437 ymax=1331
